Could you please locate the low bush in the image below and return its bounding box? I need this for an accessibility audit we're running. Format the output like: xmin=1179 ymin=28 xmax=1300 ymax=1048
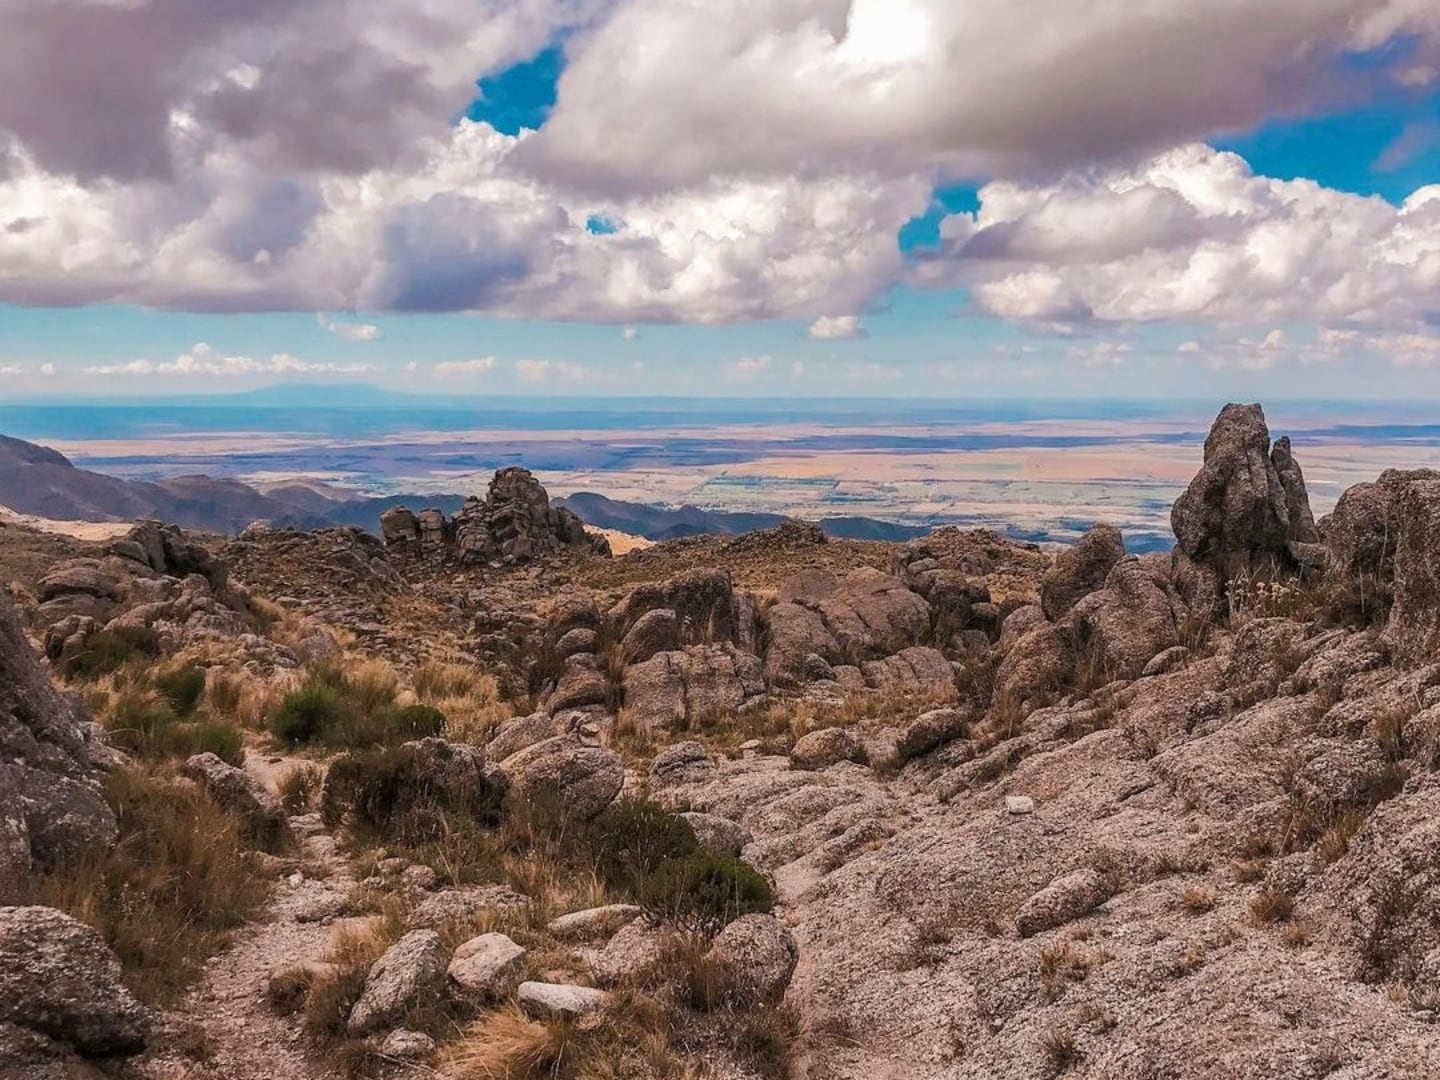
xmin=104 ymin=690 xmax=244 ymax=765
xmin=16 ymin=767 xmax=270 ymax=1003
xmin=270 ymin=677 xmax=347 ymax=745
xmin=156 ymin=663 xmax=207 ymax=715
xmin=586 ymin=799 xmax=699 ymax=893
xmin=321 ymin=743 xmax=506 ymax=845
xmin=58 ymin=625 xmax=161 ymax=680
xmin=637 ymin=852 xmax=774 ymax=934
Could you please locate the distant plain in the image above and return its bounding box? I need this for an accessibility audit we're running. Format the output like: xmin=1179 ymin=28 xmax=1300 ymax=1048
xmin=4 ymin=395 xmax=1440 ymax=550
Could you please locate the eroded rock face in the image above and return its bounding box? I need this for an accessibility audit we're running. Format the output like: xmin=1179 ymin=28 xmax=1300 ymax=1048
xmin=0 ymin=906 xmax=151 ymax=1057
xmin=624 ymin=645 xmax=765 ymax=731
xmin=381 ymin=468 xmax=610 ymax=565
xmin=612 ymin=568 xmax=755 ymax=653
xmin=706 ymin=914 xmax=798 ymax=1004
xmin=182 ymin=753 xmax=289 ymax=848
xmin=0 ymin=593 xmax=115 ymax=881
xmin=501 ymin=737 xmax=623 ymax=820
xmin=1383 ymin=478 xmax=1440 ymax=666
xmin=1324 ymin=469 xmax=1439 ymax=583
xmin=1040 ymin=523 xmax=1125 ymax=620
xmin=1069 ymin=557 xmax=1188 ymax=680
xmin=1171 ymin=403 xmax=1313 ymax=578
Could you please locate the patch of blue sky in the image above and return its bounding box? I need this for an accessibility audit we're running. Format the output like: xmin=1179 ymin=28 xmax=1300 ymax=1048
xmin=465 ymin=46 xmax=565 ymax=134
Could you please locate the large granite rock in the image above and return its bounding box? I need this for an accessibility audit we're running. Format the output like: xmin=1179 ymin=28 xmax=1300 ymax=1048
xmin=1326 ymin=468 xmax=1440 ymax=584
xmin=1383 ymin=478 xmax=1440 ymax=666
xmin=347 ymin=930 xmax=447 ymax=1036
xmin=501 ymin=737 xmax=623 ymax=820
xmin=182 ymin=752 xmax=289 ymax=848
xmin=765 ymin=567 xmax=930 ymax=684
xmin=0 ymin=906 xmax=151 ymax=1057
xmin=380 ymin=468 xmax=609 ymax=564
xmin=1170 ymin=403 xmax=1313 ymax=579
xmin=612 ymin=568 xmax=756 ymax=653
xmin=1041 ymin=523 xmax=1125 ymax=620
xmin=624 ymin=644 xmax=766 ymax=730
xmin=0 ymin=593 xmax=116 ymax=881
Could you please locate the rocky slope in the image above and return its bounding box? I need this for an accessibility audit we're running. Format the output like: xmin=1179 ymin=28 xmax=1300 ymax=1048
xmin=3 ymin=401 xmax=1440 ymax=1079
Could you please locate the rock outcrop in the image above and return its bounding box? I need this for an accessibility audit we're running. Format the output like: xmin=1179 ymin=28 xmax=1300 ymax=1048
xmin=1170 ymin=403 xmax=1315 ymax=579
xmin=1040 ymin=523 xmax=1125 ymax=620
xmin=380 ymin=468 xmax=610 ymax=564
xmin=0 ymin=906 xmax=151 ymax=1059
xmin=0 ymin=592 xmax=115 ymax=882
xmin=624 ymin=644 xmax=765 ymax=731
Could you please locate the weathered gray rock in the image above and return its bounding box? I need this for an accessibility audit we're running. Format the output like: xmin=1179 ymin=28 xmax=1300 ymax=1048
xmin=485 ymin=712 xmax=561 ymax=762
xmin=790 ymin=727 xmax=864 ymax=771
xmin=447 ymin=933 xmax=526 ymax=1001
xmin=998 ymin=604 xmax=1046 ymax=651
xmin=379 ymin=507 xmax=420 ymax=548
xmin=648 ymin=741 xmax=715 ymax=789
xmin=619 ymin=608 xmax=680 ymax=664
xmin=1326 ymin=469 xmax=1439 ymax=584
xmin=380 ymin=1028 xmax=436 ymax=1061
xmin=623 ymin=644 xmax=764 ymax=730
xmin=705 ymin=914 xmax=798 ymax=1004
xmin=0 ymin=906 xmax=151 ymax=1056
xmin=861 ymin=646 xmax=957 ymax=699
xmin=1015 ymin=868 xmax=1112 ymax=937
xmin=763 ymin=601 xmax=840 ymax=685
xmin=612 ymin=568 xmax=753 ymax=652
xmin=994 ymin=621 xmax=1076 ymax=707
xmin=547 ymin=905 xmax=643 ymax=939
xmin=588 ymin=918 xmax=667 ymax=986
xmin=1270 ymin=436 xmax=1319 ymax=543
xmin=547 ymin=653 xmax=610 ymax=714
xmin=516 ymin=981 xmax=609 ymax=1019
xmin=1069 ymin=556 xmax=1188 ymax=679
xmin=1384 ymin=479 xmax=1440 ymax=666
xmin=554 ymin=626 xmax=599 ymax=658
xmin=347 ymin=930 xmax=446 ymax=1036
xmin=502 ymin=737 xmax=623 ymax=819
xmin=37 ymin=562 xmax=123 ymax=603
xmin=182 ymin=752 xmax=289 ymax=847
xmin=682 ymin=812 xmax=751 ymax=856
xmin=1041 ymin=524 xmax=1125 ymax=620
xmin=408 ymin=886 xmax=529 ymax=929
xmin=1171 ymin=403 xmax=1300 ymax=577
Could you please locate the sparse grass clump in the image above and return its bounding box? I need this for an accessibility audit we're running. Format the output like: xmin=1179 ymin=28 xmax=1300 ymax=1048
xmin=1248 ymin=888 xmax=1295 ymax=925
xmin=278 ymin=762 xmax=324 ymax=813
xmin=1041 ymin=1025 xmax=1079 ymax=1074
xmin=104 ymin=688 xmax=245 ymax=765
xmin=156 ymin=662 xmax=207 ymax=715
xmin=1179 ymin=885 xmax=1218 ymax=914
xmin=270 ymin=662 xmax=442 ymax=748
xmin=638 ymin=852 xmax=774 ymax=935
xmin=16 ymin=767 xmax=270 ymax=1003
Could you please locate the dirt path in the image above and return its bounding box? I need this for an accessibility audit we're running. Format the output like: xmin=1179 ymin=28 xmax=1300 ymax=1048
xmin=144 ymin=799 xmax=358 ymax=1080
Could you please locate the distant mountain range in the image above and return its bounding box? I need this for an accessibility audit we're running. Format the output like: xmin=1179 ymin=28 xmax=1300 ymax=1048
xmin=0 ymin=433 xmax=466 ymax=535
xmin=0 ymin=430 xmax=1068 ymax=547
xmin=554 ymin=492 xmax=933 ymax=542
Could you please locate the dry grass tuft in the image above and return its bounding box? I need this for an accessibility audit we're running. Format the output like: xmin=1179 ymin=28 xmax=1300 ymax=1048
xmin=1179 ymin=885 xmax=1218 ymax=914
xmin=1041 ymin=1025 xmax=1079 ymax=1074
xmin=445 ymin=1006 xmax=573 ymax=1079
xmin=1248 ymin=888 xmax=1295 ymax=926
xmin=14 ymin=766 xmax=270 ymax=1004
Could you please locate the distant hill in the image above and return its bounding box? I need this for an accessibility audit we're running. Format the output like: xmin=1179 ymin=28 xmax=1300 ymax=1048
xmin=555 ymin=491 xmax=933 ymax=543
xmin=0 ymin=432 xmax=465 ymax=535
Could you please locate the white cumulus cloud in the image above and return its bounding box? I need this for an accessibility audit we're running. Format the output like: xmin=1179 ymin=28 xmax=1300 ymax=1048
xmin=809 ymin=315 xmax=867 ymax=340
xmin=432 ymin=357 xmax=498 ymax=378
xmin=515 ymin=358 xmax=587 ymax=382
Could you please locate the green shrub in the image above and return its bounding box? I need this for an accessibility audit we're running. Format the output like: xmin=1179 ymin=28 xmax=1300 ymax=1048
xmin=59 ymin=626 xmax=161 ymax=680
xmin=105 ymin=692 xmax=244 ymax=765
xmin=585 ymin=799 xmax=699 ymax=893
xmin=320 ymin=742 xmax=506 ymax=844
xmin=387 ymin=703 xmax=446 ymax=739
xmin=157 ymin=664 xmax=207 ymax=715
xmin=638 ymin=852 xmax=773 ymax=934
xmin=270 ymin=678 xmax=347 ymax=745
xmin=188 ymin=718 xmax=245 ymax=765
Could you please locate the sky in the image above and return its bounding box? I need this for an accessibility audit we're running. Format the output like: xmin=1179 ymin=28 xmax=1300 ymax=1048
xmin=0 ymin=0 xmax=1437 ymax=401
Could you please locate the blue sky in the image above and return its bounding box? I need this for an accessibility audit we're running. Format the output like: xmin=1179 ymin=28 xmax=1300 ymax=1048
xmin=0 ymin=2 xmax=1436 ymax=400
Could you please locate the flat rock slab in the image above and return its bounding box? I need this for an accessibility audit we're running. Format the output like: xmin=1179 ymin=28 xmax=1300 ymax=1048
xmin=516 ymin=981 xmax=609 ymax=1019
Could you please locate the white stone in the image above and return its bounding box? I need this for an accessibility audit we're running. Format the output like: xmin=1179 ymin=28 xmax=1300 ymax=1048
xmin=516 ymin=981 xmax=609 ymax=1019
xmin=1005 ymin=795 xmax=1035 ymax=815
xmin=447 ymin=933 xmax=527 ymax=1000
